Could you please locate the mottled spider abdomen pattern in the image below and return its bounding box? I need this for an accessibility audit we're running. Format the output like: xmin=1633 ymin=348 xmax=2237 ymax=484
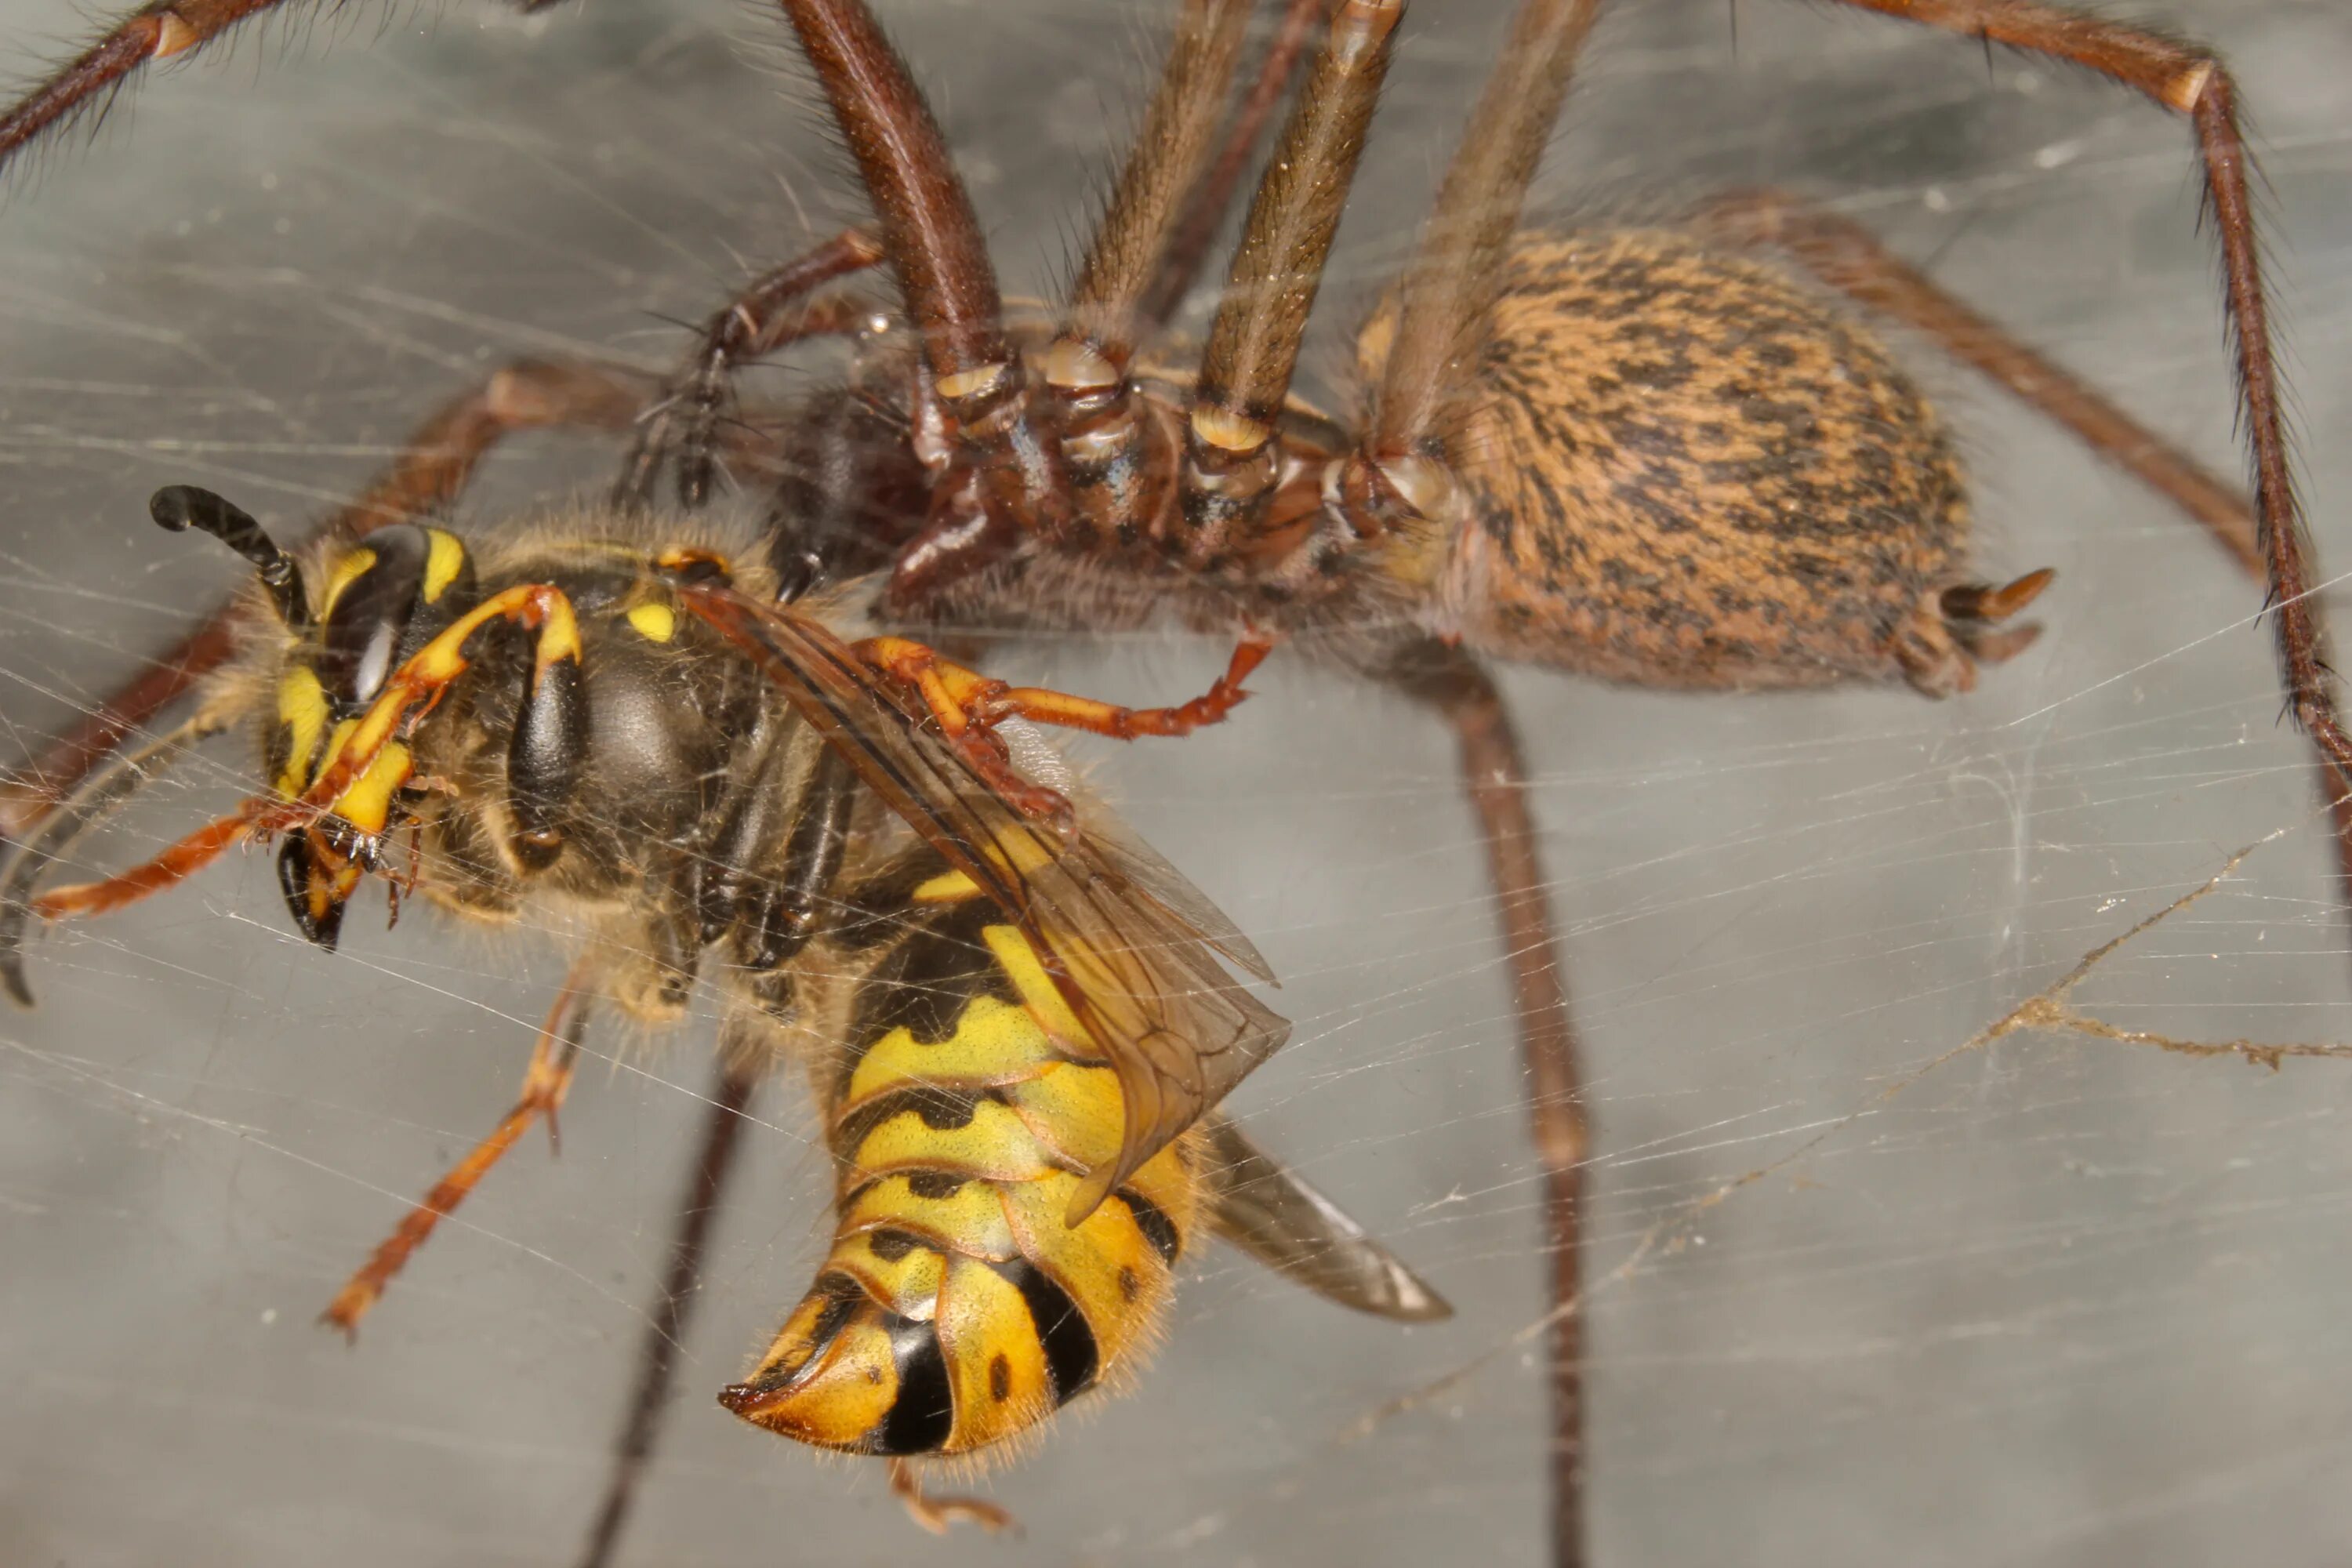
xmin=1425 ymin=230 xmax=2002 ymax=695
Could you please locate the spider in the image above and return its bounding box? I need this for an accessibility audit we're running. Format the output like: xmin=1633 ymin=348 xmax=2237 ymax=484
xmin=1 ymin=0 xmax=2346 ymax=1564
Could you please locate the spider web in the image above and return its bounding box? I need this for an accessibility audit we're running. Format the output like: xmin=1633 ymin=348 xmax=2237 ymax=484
xmin=3 ymin=1 xmax=2351 ymax=1563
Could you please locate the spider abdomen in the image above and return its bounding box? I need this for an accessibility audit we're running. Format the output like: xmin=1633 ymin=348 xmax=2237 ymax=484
xmin=1425 ymin=229 xmax=2002 ymax=695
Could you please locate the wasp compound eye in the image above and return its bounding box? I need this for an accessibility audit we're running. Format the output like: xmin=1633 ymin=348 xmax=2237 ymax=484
xmin=318 ymin=525 xmax=434 ymax=710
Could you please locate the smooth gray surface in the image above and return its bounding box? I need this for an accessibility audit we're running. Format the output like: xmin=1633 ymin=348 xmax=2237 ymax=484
xmin=2 ymin=1 xmax=2350 ymax=1564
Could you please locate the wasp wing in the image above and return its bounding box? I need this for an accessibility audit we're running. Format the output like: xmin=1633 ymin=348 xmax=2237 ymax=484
xmin=681 ymin=583 xmax=1289 ymax=1225
xmin=1200 ymin=1116 xmax=1452 ymax=1323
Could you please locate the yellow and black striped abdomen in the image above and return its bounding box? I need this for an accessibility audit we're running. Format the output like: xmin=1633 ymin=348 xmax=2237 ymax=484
xmin=720 ymin=880 xmax=1201 ymax=1457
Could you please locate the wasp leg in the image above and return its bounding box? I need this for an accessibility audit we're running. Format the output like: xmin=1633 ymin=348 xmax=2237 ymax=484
xmin=30 ymin=584 xmax=580 ymax=941
xmin=320 ymin=975 xmax=593 ymax=1339
xmin=575 ymin=1061 xmax=762 ymax=1568
xmin=0 ymin=361 xmax=646 ymax=846
xmin=860 ymin=632 xmax=1272 ymax=740
xmin=1392 ymin=643 xmax=1587 ymax=1568
xmin=886 ymin=1458 xmax=1014 ymax=1537
xmin=856 ymin=632 xmax=1272 ymax=821
xmin=28 ymin=797 xmax=272 ymax=924
xmin=0 ymin=714 xmax=227 ymax=1007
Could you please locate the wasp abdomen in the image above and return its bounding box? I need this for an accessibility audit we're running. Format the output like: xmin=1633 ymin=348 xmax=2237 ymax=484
xmin=1410 ymin=230 xmax=2034 ymax=696
xmin=724 ymin=895 xmax=1200 ymax=1457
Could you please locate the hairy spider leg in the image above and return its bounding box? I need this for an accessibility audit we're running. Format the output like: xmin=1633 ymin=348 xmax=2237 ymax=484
xmin=1393 ymin=644 xmax=1588 ymax=1560
xmin=1693 ymin=186 xmax=2352 ymax=893
xmin=617 ymin=227 xmax=887 ymax=509
xmin=1171 ymin=0 xmax=1399 ymax=566
xmin=1765 ymin=0 xmax=2347 ymax=788
xmin=1138 ymin=0 xmax=1326 ymax=331
xmin=776 ymin=0 xmax=1072 ymax=596
xmin=575 ymin=1063 xmax=761 ymax=1568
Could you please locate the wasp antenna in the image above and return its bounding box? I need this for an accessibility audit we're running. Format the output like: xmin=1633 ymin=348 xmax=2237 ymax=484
xmin=149 ymin=485 xmax=311 ymax=630
xmin=0 ymin=714 xmax=222 ymax=1008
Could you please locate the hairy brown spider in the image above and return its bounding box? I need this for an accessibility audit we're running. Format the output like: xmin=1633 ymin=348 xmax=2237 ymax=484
xmin=2 ymin=1 xmax=2346 ymax=1566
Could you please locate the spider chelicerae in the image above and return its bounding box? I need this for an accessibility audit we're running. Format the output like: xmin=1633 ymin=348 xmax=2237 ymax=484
xmin=4 ymin=2 xmax=2352 ymax=1568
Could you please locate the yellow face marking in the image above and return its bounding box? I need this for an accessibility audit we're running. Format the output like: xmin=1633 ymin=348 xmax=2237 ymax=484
xmin=935 ymin=1254 xmax=1054 ymax=1450
xmin=981 ymin=925 xmax=1093 ymax=1051
xmin=912 ymin=869 xmax=983 ymax=903
xmin=319 ymin=548 xmax=376 ymax=619
xmin=313 ymin=718 xmax=360 ymax=783
xmin=848 ymin=1100 xmax=1057 ymax=1186
xmin=273 ymin=666 xmax=328 ymax=799
xmin=320 ymin=585 xmax=578 ymax=805
xmin=840 ymin=1175 xmax=1020 ymax=1264
xmin=841 ymin=997 xmax=1061 ymax=1120
xmin=328 ymin=740 xmax=413 ymax=836
xmin=421 ymin=530 xmax=467 ymax=604
xmin=625 ymin=601 xmax=677 ymax=643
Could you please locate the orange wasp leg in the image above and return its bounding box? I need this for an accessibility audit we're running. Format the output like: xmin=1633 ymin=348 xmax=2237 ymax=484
xmin=856 ymin=631 xmax=1272 ymax=820
xmin=321 ymin=974 xmax=593 ymax=1339
xmin=29 ymin=583 xmax=583 ymax=929
xmin=887 ymin=1458 xmax=1015 ymax=1537
xmin=29 ymin=797 xmax=273 ymax=922
xmin=858 ymin=632 xmax=1272 ymax=741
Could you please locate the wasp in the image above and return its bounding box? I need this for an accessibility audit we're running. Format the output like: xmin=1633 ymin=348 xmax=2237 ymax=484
xmin=2 ymin=0 xmax=2343 ymax=1563
xmin=0 ymin=486 xmax=1446 ymax=1529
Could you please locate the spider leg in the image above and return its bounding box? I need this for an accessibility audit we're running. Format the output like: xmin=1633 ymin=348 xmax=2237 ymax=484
xmin=615 ymin=228 xmax=887 ymax=510
xmin=1392 ymin=644 xmax=1587 ymax=1568
xmin=1138 ymin=0 xmax=1323 ymax=332
xmin=1693 ymin=187 xmax=2352 ymax=902
xmin=0 ymin=0 xmax=543 ymax=181
xmin=575 ymin=1060 xmax=760 ymax=1568
xmin=774 ymin=0 xmax=1071 ymax=603
xmin=1171 ymin=0 xmax=1400 ymax=566
xmin=1363 ymin=0 xmax=1597 ymax=466
xmin=0 ymin=713 xmax=226 ymax=1007
xmin=1036 ymin=0 xmax=1253 ymax=543
xmin=0 ymin=361 xmax=648 ymax=844
xmin=320 ymin=971 xmax=593 ymax=1339
xmin=1326 ymin=0 xmax=1599 ymax=558
xmin=1781 ymin=0 xmax=2351 ymax=792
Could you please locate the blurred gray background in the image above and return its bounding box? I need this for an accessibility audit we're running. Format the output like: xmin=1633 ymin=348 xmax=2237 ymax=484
xmin=3 ymin=0 xmax=2351 ymax=1563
